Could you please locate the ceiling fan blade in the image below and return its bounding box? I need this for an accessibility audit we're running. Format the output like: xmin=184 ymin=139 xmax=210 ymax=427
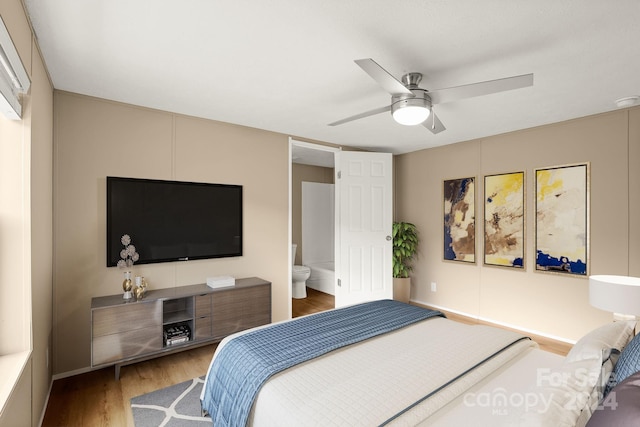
xmin=328 ymin=105 xmax=391 ymax=126
xmin=428 ymin=73 xmax=533 ymax=105
xmin=354 ymin=58 xmax=414 ymax=96
xmin=423 ymin=111 xmax=446 ymax=134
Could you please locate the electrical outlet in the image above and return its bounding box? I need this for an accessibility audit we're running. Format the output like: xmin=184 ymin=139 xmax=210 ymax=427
xmin=431 ymin=282 xmax=437 ymax=292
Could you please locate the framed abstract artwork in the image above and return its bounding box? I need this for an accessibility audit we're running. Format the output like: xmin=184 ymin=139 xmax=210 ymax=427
xmin=484 ymin=171 xmax=525 ymax=269
xmin=535 ymin=163 xmax=589 ymax=276
xmin=443 ymin=177 xmax=475 ymax=263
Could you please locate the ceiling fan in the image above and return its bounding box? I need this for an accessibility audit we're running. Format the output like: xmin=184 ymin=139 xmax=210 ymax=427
xmin=329 ymin=58 xmax=533 ymax=134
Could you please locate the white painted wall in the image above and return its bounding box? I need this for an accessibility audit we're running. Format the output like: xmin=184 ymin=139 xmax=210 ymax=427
xmin=301 ymin=182 xmax=334 ymax=265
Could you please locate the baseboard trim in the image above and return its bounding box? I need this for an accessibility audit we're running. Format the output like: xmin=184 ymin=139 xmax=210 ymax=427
xmin=37 ymin=379 xmax=53 ymax=427
xmin=52 ymin=365 xmax=95 ymax=381
xmin=412 ymin=299 xmax=576 ymax=345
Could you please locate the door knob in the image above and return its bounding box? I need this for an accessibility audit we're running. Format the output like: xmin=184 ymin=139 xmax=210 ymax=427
xmin=386 ymin=235 xmax=392 ymax=241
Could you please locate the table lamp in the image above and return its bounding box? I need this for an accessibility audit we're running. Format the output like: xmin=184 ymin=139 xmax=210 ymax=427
xmin=589 ymin=275 xmax=640 ymax=321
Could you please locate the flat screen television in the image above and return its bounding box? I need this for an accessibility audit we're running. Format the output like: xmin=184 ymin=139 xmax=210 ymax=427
xmin=106 ymin=176 xmax=242 ymax=266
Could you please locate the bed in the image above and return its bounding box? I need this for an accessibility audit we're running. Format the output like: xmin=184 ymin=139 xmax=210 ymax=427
xmin=200 ymin=299 xmax=637 ymax=427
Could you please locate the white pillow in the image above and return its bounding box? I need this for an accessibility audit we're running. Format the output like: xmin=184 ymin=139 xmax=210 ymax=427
xmin=520 ymin=357 xmax=604 ymax=426
xmin=521 ymin=322 xmax=635 ymax=426
xmin=565 ymin=321 xmax=635 ymax=362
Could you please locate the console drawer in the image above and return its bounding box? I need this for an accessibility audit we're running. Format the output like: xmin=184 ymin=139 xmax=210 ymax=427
xmin=93 ymin=301 xmax=161 ymax=337
xmin=92 ymin=325 xmax=162 ymax=365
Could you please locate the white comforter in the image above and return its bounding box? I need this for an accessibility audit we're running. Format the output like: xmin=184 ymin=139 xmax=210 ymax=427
xmin=205 ymin=316 xmax=537 ymax=426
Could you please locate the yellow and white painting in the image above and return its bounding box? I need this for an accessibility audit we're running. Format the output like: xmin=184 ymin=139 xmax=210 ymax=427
xmin=484 ymin=171 xmax=525 ymax=268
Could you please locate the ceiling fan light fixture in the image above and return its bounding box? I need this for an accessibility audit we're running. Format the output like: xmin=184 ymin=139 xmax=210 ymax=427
xmin=391 ymin=97 xmax=431 ymax=126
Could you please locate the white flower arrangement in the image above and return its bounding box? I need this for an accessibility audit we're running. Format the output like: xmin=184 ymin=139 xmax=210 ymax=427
xmin=117 ymin=234 xmax=140 ymax=268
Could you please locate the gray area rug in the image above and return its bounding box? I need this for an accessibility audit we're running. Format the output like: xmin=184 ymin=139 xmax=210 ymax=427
xmin=131 ymin=376 xmax=212 ymax=427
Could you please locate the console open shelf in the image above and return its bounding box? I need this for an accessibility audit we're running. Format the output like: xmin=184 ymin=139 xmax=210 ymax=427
xmin=91 ymin=277 xmax=271 ymax=379
xmin=163 ymin=298 xmax=194 ymax=325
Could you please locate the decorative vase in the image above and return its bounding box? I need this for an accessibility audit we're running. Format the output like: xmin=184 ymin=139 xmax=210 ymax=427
xmin=393 ymin=277 xmax=411 ymax=303
xmin=134 ymin=275 xmax=146 ymax=300
xmin=122 ymin=271 xmax=133 ymax=300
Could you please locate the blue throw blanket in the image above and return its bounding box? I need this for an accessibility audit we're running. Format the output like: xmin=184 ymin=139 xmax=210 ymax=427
xmin=201 ymin=299 xmax=444 ymax=427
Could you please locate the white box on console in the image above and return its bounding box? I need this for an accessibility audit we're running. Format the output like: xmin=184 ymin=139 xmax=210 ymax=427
xmin=206 ymin=276 xmax=236 ymax=289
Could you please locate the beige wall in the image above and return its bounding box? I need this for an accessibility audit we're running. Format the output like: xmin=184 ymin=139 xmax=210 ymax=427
xmin=395 ymin=109 xmax=639 ymax=342
xmin=29 ymin=37 xmax=54 ymax=427
xmin=291 ymin=163 xmax=334 ymax=265
xmin=0 ymin=1 xmax=54 ymax=426
xmin=53 ymin=92 xmax=289 ymax=375
xmin=629 ymin=108 xmax=640 ymax=277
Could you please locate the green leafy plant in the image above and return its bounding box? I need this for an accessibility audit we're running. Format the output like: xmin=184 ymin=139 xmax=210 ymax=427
xmin=392 ymin=221 xmax=419 ymax=278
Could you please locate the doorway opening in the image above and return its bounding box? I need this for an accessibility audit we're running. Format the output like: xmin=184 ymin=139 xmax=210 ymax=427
xmin=289 ymin=139 xmax=339 ymax=317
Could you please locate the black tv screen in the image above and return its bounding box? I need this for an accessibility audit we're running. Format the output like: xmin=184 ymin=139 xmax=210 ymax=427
xmin=107 ymin=176 xmax=242 ymax=266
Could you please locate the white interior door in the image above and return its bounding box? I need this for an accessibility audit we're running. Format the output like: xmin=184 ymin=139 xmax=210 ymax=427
xmin=335 ymin=151 xmax=393 ymax=307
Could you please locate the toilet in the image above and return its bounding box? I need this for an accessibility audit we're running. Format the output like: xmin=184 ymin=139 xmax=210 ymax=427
xmin=291 ymin=244 xmax=310 ymax=299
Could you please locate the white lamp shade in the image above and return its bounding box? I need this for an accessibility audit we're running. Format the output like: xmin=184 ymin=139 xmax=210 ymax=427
xmin=589 ymin=275 xmax=640 ymax=315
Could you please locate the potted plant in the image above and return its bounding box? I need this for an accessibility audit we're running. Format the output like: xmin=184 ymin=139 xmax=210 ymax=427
xmin=392 ymin=221 xmax=418 ymax=303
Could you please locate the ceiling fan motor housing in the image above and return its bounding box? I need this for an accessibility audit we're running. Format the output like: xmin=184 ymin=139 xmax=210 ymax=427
xmin=391 ymin=89 xmax=432 ymax=110
xmin=391 ymin=88 xmax=432 ymax=125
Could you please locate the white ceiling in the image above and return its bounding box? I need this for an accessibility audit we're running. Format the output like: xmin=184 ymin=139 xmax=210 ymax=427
xmin=23 ymin=1 xmax=640 ymax=158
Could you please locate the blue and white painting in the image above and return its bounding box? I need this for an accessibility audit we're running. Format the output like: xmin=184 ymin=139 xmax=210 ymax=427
xmin=444 ymin=177 xmax=475 ymax=263
xmin=535 ymin=163 xmax=589 ymax=276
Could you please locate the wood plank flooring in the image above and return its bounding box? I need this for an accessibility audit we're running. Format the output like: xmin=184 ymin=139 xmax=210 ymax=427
xmin=42 ymin=344 xmax=217 ymax=427
xmin=42 ymin=288 xmax=333 ymax=427
xmin=42 ymin=288 xmax=568 ymax=426
xmin=292 ymin=287 xmax=335 ymax=317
